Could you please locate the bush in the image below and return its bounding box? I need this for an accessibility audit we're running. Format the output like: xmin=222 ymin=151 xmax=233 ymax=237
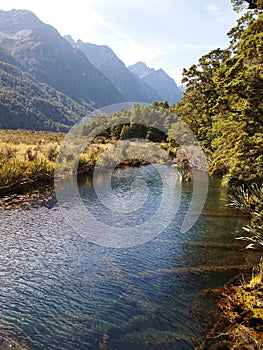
xmin=25 ymin=147 xmax=38 ymax=161
xmin=229 ymin=183 xmax=263 ymax=249
xmin=0 ymin=146 xmax=17 ymax=159
xmin=0 ymin=158 xmax=54 ymax=196
xmin=46 ymin=145 xmax=58 ymax=161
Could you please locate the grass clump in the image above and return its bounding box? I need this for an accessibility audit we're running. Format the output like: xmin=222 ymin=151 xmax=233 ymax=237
xmin=249 ymin=258 xmax=263 ymax=289
xmin=0 ymin=129 xmax=63 ymax=196
xmin=228 ymin=183 xmax=263 ymax=249
xmin=0 ymin=158 xmax=54 ymax=196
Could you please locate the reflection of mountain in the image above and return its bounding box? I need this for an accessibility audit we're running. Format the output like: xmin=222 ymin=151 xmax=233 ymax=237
xmin=129 ymin=62 xmax=182 ymax=105
xmin=72 ymin=39 xmax=162 ymax=103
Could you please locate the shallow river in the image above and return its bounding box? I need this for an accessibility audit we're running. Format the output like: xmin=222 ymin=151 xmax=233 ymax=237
xmin=0 ymin=165 xmax=260 ymax=349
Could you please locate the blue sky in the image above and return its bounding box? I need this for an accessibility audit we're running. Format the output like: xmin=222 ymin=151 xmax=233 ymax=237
xmin=1 ymin=0 xmax=239 ymax=84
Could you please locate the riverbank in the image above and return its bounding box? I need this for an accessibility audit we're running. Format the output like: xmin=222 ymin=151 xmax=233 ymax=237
xmin=0 ymin=129 xmax=61 ymax=197
xmin=198 ymin=260 xmax=263 ymax=350
xmin=0 ymin=335 xmax=29 ymax=350
xmin=0 ymin=129 xmax=171 ymax=198
xmin=198 ymin=182 xmax=263 ymax=349
xmin=0 ymin=316 xmax=30 ymax=350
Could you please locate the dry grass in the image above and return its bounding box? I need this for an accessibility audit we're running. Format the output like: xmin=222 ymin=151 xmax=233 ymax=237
xmin=0 ymin=128 xmax=181 ymax=196
xmin=0 ymin=129 xmax=64 ymax=196
xmin=0 ymin=129 xmax=64 ymax=162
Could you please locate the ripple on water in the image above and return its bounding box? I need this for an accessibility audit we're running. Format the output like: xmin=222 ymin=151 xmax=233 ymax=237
xmin=0 ymin=168 xmax=259 ymax=349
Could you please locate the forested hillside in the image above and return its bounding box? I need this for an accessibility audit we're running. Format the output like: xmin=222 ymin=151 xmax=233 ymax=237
xmin=0 ymin=61 xmax=87 ymax=131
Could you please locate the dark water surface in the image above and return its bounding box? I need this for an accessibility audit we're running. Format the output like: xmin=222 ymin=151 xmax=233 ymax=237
xmin=0 ymin=166 xmax=260 ymax=349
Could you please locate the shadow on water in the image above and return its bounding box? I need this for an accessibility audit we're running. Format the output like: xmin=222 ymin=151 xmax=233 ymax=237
xmin=0 ymin=166 xmax=261 ymax=349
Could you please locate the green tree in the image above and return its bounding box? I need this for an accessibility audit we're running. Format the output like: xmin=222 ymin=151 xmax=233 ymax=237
xmin=171 ymin=9 xmax=263 ymax=185
xmin=171 ymin=48 xmax=227 ymax=150
xmin=231 ymin=0 xmax=263 ymax=11
xmin=210 ymin=13 xmax=263 ymax=184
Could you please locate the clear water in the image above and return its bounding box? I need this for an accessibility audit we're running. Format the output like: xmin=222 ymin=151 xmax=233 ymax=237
xmin=0 ymin=166 xmax=260 ymax=349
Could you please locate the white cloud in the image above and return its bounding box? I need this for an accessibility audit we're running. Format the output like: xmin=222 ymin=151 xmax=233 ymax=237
xmin=206 ymin=4 xmax=220 ymax=14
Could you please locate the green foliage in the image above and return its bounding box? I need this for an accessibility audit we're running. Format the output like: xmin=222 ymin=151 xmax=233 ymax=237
xmin=228 ymin=183 xmax=262 ymax=214
xmin=78 ymin=153 xmax=99 ymax=174
xmin=211 ymin=13 xmax=263 ymax=184
xmin=229 ymin=183 xmax=263 ymax=249
xmin=171 ymin=49 xmax=227 ymax=150
xmin=173 ymin=12 xmax=263 ymax=185
xmin=0 ymin=61 xmax=88 ymax=131
xmin=152 ymin=100 xmax=170 ymax=109
xmin=0 ymin=129 xmax=64 ymax=196
xmin=0 ymin=158 xmax=54 ymax=196
xmin=81 ymin=104 xmax=171 ymax=143
xmin=46 ymin=145 xmax=58 ymax=161
xmin=231 ymin=0 xmax=263 ymax=11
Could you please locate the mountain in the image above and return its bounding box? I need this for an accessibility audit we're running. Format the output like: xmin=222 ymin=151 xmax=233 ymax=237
xmin=0 ymin=59 xmax=87 ymax=131
xmin=0 ymin=9 xmax=126 ymax=108
xmin=71 ymin=39 xmax=162 ymax=103
xmin=64 ymin=34 xmax=76 ymax=48
xmin=128 ymin=62 xmax=182 ymax=105
xmin=0 ymin=45 xmax=24 ymax=69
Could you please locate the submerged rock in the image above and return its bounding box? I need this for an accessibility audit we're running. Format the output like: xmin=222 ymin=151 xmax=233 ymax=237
xmin=0 ymin=318 xmax=30 ymax=350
